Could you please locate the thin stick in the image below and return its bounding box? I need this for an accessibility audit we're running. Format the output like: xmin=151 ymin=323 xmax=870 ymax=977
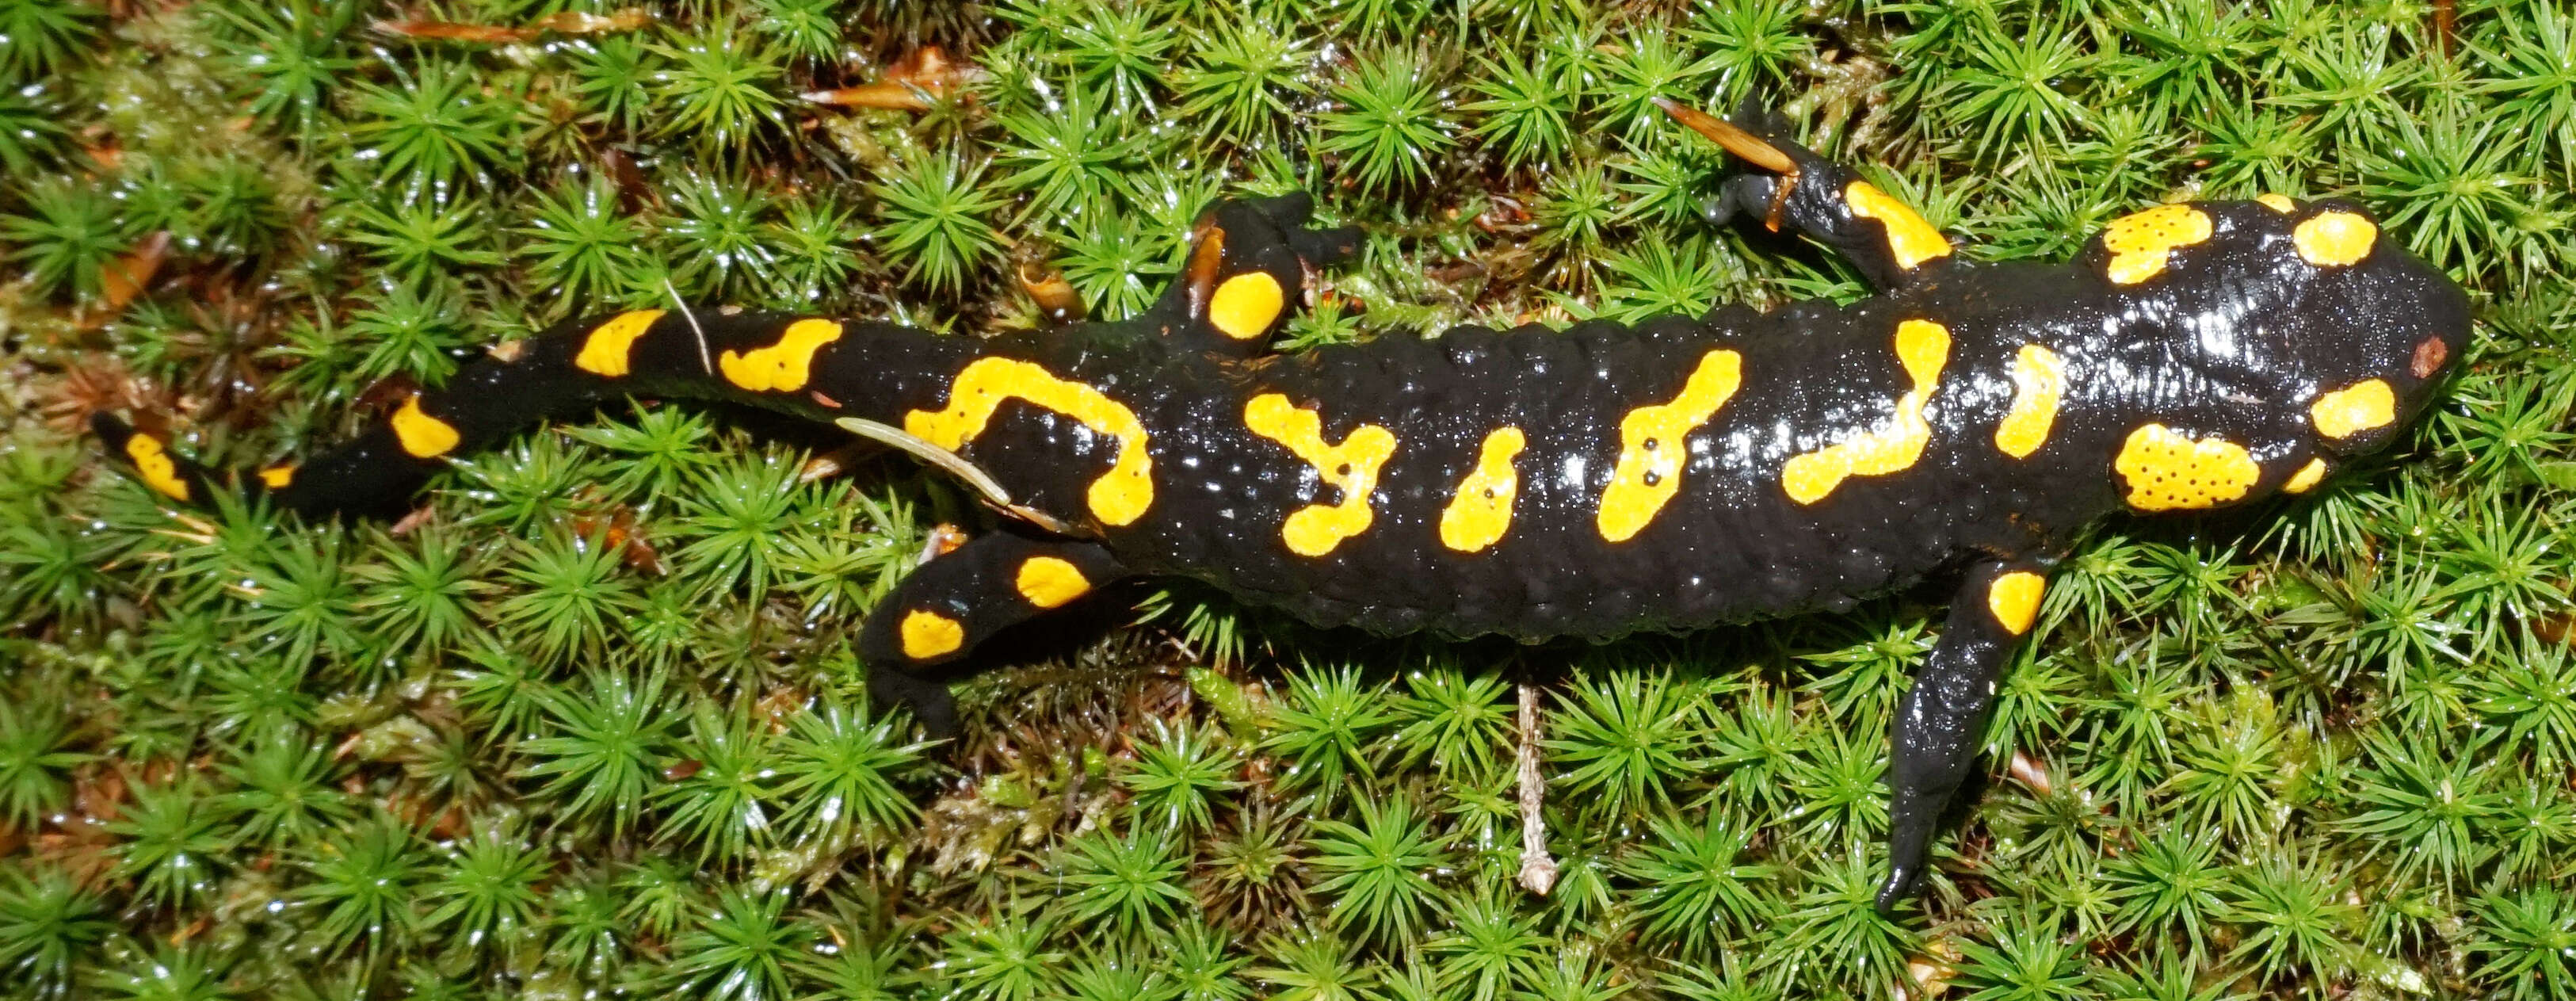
xmin=662 ymin=277 xmax=713 ymax=376
xmin=1652 ymin=97 xmax=1798 ymax=175
xmin=1516 ymin=678 xmax=1558 ymax=896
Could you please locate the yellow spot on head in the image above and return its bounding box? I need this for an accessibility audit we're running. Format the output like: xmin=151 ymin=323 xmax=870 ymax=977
xmin=1208 ymin=272 xmax=1284 ymax=341
xmin=258 ymin=465 xmax=296 ymax=490
xmin=2294 ymin=211 xmax=2376 ymax=267
xmin=2284 ymin=457 xmax=2328 ymax=494
xmin=2310 ymin=378 xmax=2396 ymax=439
xmin=1844 ymin=181 xmax=1953 ymax=271
xmin=1994 ymin=344 xmax=2064 ymax=459
xmin=2114 ymin=424 xmax=2261 ymax=511
xmin=2101 ymin=204 xmax=2213 ymax=285
xmin=1014 ymin=556 xmax=1091 ymax=609
xmin=1243 ymin=393 xmax=1398 ymax=557
xmin=904 ymin=357 xmax=1155 ymax=526
xmin=719 ymin=319 xmax=844 ymax=392
xmin=899 ymin=609 xmax=965 ymax=660
xmin=1597 ymin=350 xmax=1743 ymax=541
xmin=2255 ymin=193 xmax=2296 ymax=213
xmin=573 ymin=309 xmax=665 ymax=377
xmin=1987 ymin=571 xmax=2046 ymax=636
xmin=391 ymin=395 xmax=461 ymax=458
xmin=1441 ymin=426 xmax=1525 ymax=553
xmin=124 ymin=434 xmax=189 ymax=502
xmin=1782 ymin=320 xmax=1949 ymax=505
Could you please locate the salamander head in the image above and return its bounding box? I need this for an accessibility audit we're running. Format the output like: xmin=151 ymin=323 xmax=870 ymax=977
xmin=2078 ymin=197 xmax=2468 ymax=511
xmin=2085 ymin=196 xmax=2467 ymax=445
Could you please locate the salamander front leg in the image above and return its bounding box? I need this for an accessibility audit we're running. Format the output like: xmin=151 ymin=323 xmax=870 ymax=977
xmin=1876 ymin=559 xmax=2052 ymax=912
xmin=1142 ymin=193 xmax=1361 ymax=359
xmin=1658 ymin=98 xmax=1956 ymax=292
xmin=857 ymin=531 xmax=1127 ymax=739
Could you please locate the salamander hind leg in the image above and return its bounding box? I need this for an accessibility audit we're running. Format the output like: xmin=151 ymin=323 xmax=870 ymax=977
xmin=1876 ymin=558 xmax=2054 ymax=913
xmin=1659 ymin=99 xmax=1955 ymax=292
xmin=857 ymin=531 xmax=1128 ymax=739
xmin=1141 ymin=193 xmax=1360 ymax=359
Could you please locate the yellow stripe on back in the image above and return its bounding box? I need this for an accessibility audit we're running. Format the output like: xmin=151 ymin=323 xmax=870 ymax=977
xmin=573 ymin=309 xmax=665 ymax=377
xmin=1440 ymin=426 xmax=1525 ymax=553
xmin=124 ymin=434 xmax=190 ymax=502
xmin=904 ymin=357 xmax=1156 ymax=526
xmin=1244 ymin=393 xmax=1399 ymax=557
xmin=1596 ymin=350 xmax=1743 ymax=542
xmin=1782 ymin=320 xmax=1949 ymax=505
xmin=1844 ymin=181 xmax=1952 ymax=271
xmin=1993 ymin=344 xmax=2064 ymax=458
xmin=391 ymin=395 xmax=461 ymax=458
xmin=719 ymin=319 xmax=844 ymax=392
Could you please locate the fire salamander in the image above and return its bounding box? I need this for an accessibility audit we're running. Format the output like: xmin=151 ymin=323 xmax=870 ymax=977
xmin=93 ymin=103 xmax=2471 ymax=911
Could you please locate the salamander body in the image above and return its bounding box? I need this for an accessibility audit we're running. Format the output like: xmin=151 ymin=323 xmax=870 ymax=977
xmin=93 ymin=106 xmax=2471 ymax=911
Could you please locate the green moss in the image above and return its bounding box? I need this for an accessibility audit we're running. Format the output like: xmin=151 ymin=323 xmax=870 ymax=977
xmin=4 ymin=1 xmax=2575 ymax=996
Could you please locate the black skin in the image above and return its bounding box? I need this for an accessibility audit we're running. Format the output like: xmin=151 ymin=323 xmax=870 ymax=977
xmin=93 ymin=114 xmax=2472 ymax=915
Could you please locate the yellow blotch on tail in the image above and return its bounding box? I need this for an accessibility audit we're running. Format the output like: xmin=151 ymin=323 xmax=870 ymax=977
xmin=2284 ymin=458 xmax=2328 ymax=494
xmin=899 ymin=610 xmax=964 ymax=659
xmin=2114 ymin=424 xmax=2261 ymax=511
xmin=2100 ymin=204 xmax=2212 ymax=285
xmin=1987 ymin=571 xmax=2046 ymax=636
xmin=903 ymin=357 xmax=1156 ymax=526
xmin=1208 ymin=273 xmax=1284 ymax=341
xmin=391 ymin=395 xmax=461 ymax=458
xmin=1243 ymin=393 xmax=1399 ymax=557
xmin=1013 ymin=556 xmax=1091 ymax=609
xmin=258 ymin=465 xmax=297 ymax=490
xmin=2294 ymin=211 xmax=2376 ymax=267
xmin=2310 ymin=378 xmax=2396 ymax=439
xmin=1596 ymin=350 xmax=1744 ymax=542
xmin=1844 ymin=181 xmax=1952 ymax=271
xmin=1782 ymin=319 xmax=1950 ymax=505
xmin=124 ymin=435 xmax=189 ymax=502
xmin=719 ymin=319 xmax=844 ymax=392
xmin=573 ymin=309 xmax=665 ymax=377
xmin=1994 ymin=344 xmax=2065 ymax=459
xmin=1440 ymin=426 xmax=1525 ymax=553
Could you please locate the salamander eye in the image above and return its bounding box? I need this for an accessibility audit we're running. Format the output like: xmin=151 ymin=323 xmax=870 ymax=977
xmin=2411 ymin=336 xmax=2448 ymax=379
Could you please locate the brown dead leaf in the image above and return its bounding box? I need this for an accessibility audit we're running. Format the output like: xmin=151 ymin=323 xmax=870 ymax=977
xmin=804 ymin=46 xmax=986 ymax=110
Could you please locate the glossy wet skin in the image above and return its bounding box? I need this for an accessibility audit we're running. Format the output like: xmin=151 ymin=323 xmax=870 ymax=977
xmin=93 ymin=122 xmax=2469 ymax=914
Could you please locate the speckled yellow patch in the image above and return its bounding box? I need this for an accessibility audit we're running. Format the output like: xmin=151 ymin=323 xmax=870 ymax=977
xmin=2284 ymin=458 xmax=2328 ymax=494
xmin=2101 ymin=204 xmax=2213 ymax=285
xmin=1994 ymin=344 xmax=2064 ymax=459
xmin=2114 ymin=424 xmax=2261 ymax=511
xmin=391 ymin=395 xmax=461 ymax=458
xmin=1440 ymin=426 xmax=1525 ymax=553
xmin=2310 ymin=378 xmax=2397 ymax=439
xmin=899 ymin=610 xmax=964 ymax=659
xmin=1013 ymin=556 xmax=1090 ymax=609
xmin=1244 ymin=393 xmax=1399 ymax=557
xmin=124 ymin=434 xmax=189 ymax=502
xmin=1844 ymin=181 xmax=1953 ymax=271
xmin=258 ymin=465 xmax=296 ymax=490
xmin=1597 ymin=350 xmax=1744 ymax=541
xmin=2255 ymin=193 xmax=2297 ymax=213
xmin=1987 ymin=571 xmax=2046 ymax=636
xmin=719 ymin=319 xmax=844 ymax=392
xmin=904 ymin=357 xmax=1155 ymax=526
xmin=2294 ymin=211 xmax=2376 ymax=267
xmin=1208 ymin=272 xmax=1284 ymax=341
xmin=572 ymin=309 xmax=665 ymax=377
xmin=1782 ymin=320 xmax=1949 ymax=505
